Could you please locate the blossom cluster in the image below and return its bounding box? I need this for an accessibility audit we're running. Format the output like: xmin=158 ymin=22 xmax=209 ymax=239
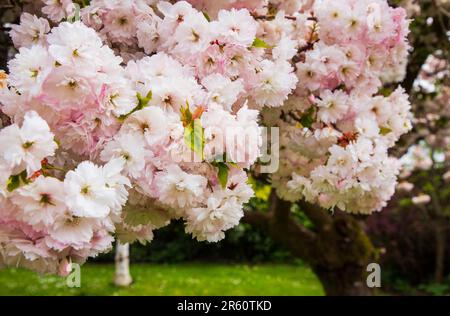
xmin=0 ymin=0 xmax=413 ymax=273
xmin=103 ymin=52 xmax=259 ymax=243
xmin=0 ymin=111 xmax=130 ymax=274
xmin=1 ymin=2 xmax=273 ymax=273
xmin=259 ymin=0 xmax=413 ymax=214
xmin=80 ymin=0 xmax=298 ymax=107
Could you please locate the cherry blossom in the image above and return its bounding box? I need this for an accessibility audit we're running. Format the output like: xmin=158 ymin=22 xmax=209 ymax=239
xmin=0 ymin=0 xmax=413 ymax=274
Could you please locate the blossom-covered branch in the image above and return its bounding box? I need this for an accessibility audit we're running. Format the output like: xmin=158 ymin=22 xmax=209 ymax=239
xmin=0 ymin=0 xmax=414 ymax=275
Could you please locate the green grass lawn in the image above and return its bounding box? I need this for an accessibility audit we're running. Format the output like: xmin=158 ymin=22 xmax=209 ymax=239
xmin=0 ymin=263 xmax=324 ymax=296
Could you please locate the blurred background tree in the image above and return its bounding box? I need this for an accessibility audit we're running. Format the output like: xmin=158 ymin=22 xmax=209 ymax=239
xmin=367 ymin=0 xmax=450 ymax=292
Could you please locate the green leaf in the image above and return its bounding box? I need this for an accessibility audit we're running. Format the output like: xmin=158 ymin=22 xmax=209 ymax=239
xmin=124 ymin=208 xmax=149 ymax=226
xmin=54 ymin=138 xmax=61 ymax=147
xmin=67 ymin=3 xmax=81 ymax=22
xmin=379 ymin=87 xmax=393 ymax=97
xmin=180 ymin=102 xmax=193 ymax=126
xmin=202 ymin=11 xmax=211 ymax=22
xmin=118 ymin=91 xmax=152 ymax=121
xmin=19 ymin=170 xmax=28 ymax=183
xmin=212 ymin=161 xmax=229 ymax=189
xmin=80 ymin=0 xmax=89 ymax=8
xmin=146 ymin=209 xmax=171 ymax=228
xmin=380 ymin=126 xmax=392 ymax=136
xmin=139 ymin=90 xmax=153 ymax=105
xmin=6 ymin=170 xmax=28 ymax=192
xmin=185 ymin=119 xmax=205 ymax=159
xmin=180 ymin=102 xmax=205 ymax=160
xmin=252 ymin=37 xmax=270 ymax=49
xmin=74 ymin=5 xmax=81 ymax=21
xmin=299 ymin=107 xmax=315 ymax=128
xmin=217 ymin=163 xmax=229 ymax=189
xmin=181 ymin=102 xmax=205 ymax=160
xmin=6 ymin=175 xmax=21 ymax=192
xmin=124 ymin=205 xmax=170 ymax=229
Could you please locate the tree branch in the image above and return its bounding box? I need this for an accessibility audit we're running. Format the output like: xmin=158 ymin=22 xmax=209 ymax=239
xmin=269 ymin=190 xmax=291 ymax=220
xmin=298 ymin=200 xmax=333 ymax=229
xmin=241 ymin=211 xmax=270 ymax=231
xmin=243 ymin=193 xmax=316 ymax=260
xmin=402 ymin=52 xmax=429 ymax=94
xmin=265 ymin=212 xmax=316 ymax=259
xmin=389 ymin=131 xmax=424 ymax=158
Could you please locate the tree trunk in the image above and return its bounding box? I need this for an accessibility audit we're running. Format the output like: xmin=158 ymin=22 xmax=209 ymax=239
xmin=243 ymin=195 xmax=376 ymax=296
xmin=434 ymin=221 xmax=446 ymax=283
xmin=313 ymin=265 xmax=373 ymax=296
xmin=114 ymin=242 xmax=133 ymax=287
xmin=309 ymin=214 xmax=376 ymax=296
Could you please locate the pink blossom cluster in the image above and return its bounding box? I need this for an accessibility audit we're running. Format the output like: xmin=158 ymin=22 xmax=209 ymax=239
xmin=188 ymin=0 xmax=315 ymax=18
xmin=258 ymin=0 xmax=413 ymax=214
xmin=81 ymin=0 xmax=158 ymax=61
xmin=0 ymin=111 xmax=129 ymax=274
xmin=101 ymin=52 xmax=259 ymax=243
xmin=4 ymin=21 xmax=133 ymax=157
xmin=1 ymin=3 xmax=271 ymax=272
xmin=80 ymin=1 xmax=299 ymax=107
xmin=41 ymin=0 xmax=76 ymax=22
xmin=0 ymin=0 xmax=414 ymax=273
